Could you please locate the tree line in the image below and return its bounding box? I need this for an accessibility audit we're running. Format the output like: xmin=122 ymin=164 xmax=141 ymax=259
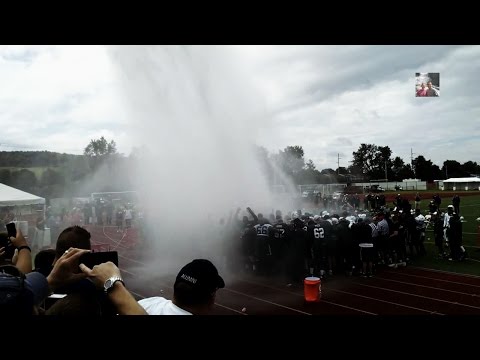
xmin=256 ymin=143 xmax=480 ymax=186
xmin=0 ymin=137 xmax=129 ymax=200
xmin=1 ymin=138 xmax=479 ymax=198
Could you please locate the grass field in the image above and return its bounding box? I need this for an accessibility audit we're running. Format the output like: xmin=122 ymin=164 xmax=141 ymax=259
xmin=411 ymin=193 xmax=480 ymax=276
xmin=409 ymin=243 xmax=480 ymax=276
xmin=417 ymin=193 xmax=480 ymax=247
xmin=305 ymin=191 xmax=480 ymax=276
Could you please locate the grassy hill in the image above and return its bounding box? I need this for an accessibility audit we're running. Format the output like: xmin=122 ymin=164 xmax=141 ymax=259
xmin=0 ymin=166 xmax=60 ymax=179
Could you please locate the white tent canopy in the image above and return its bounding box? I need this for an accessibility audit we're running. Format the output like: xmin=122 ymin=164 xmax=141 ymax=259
xmin=0 ymin=183 xmax=45 ymax=206
xmin=443 ymin=177 xmax=480 ymax=183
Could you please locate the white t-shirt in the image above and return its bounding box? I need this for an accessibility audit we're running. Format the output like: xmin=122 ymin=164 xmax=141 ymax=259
xmin=124 ymin=209 xmax=133 ymax=220
xmin=138 ymin=297 xmax=192 ymax=315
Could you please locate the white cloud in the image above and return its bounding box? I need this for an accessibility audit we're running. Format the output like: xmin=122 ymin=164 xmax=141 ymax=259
xmin=0 ymin=45 xmax=478 ymax=172
xmin=0 ymin=45 xmax=126 ymax=153
xmin=243 ymin=45 xmax=480 ymax=169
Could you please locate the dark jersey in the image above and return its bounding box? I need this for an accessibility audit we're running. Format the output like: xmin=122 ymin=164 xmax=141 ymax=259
xmin=241 ymin=224 xmax=256 ymax=257
xmin=254 ymin=224 xmax=273 ymax=238
xmin=253 ymin=223 xmax=274 ymax=257
xmin=271 ymin=221 xmax=290 ymax=257
xmin=317 ymin=220 xmax=333 ymax=244
xmin=352 ymin=221 xmax=372 ymax=244
xmin=307 ymin=223 xmax=326 ymax=245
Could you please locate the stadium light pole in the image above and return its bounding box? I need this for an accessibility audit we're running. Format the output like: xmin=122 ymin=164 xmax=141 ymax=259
xmin=337 ymin=153 xmax=341 ymax=175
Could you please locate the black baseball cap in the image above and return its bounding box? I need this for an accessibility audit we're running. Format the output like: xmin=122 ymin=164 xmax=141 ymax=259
xmin=174 ymin=259 xmax=225 ymax=295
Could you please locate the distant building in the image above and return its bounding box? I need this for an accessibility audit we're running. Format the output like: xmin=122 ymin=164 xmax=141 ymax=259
xmin=441 ymin=177 xmax=480 ymax=191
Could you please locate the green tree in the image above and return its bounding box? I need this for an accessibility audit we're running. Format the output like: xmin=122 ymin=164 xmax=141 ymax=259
xmin=351 ymin=144 xmax=393 ymax=180
xmin=282 ymin=146 xmax=305 ymax=173
xmin=304 ymin=159 xmax=316 ymax=171
xmin=391 ymin=156 xmax=405 ymax=181
xmin=70 ymin=156 xmax=91 ymax=181
xmin=462 ymin=161 xmax=480 ymax=176
xmin=84 ymin=136 xmax=118 ymax=170
xmin=296 ymin=159 xmax=322 ymax=184
xmin=11 ymin=169 xmax=37 ymax=193
xmin=40 ymin=168 xmax=65 ymax=187
xmin=412 ymin=155 xmax=443 ymax=181
xmin=0 ymin=169 xmax=12 ymax=186
xmin=274 ymin=145 xmax=305 ymax=181
xmin=347 ymin=164 xmax=364 ymax=179
xmin=442 ymin=160 xmax=466 ymax=179
xmin=391 ymin=157 xmax=415 ymax=181
xmin=84 ymin=136 xmax=117 ymax=157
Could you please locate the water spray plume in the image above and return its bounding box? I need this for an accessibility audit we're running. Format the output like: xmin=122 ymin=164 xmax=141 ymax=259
xmin=107 ymin=46 xmax=294 ymax=274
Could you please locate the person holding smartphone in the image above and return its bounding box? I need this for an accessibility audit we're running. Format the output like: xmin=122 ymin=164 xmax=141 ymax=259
xmin=79 ymin=261 xmax=147 ymax=315
xmin=5 ymin=227 xmax=33 ymax=275
xmin=1 ymin=247 xmax=107 ymax=316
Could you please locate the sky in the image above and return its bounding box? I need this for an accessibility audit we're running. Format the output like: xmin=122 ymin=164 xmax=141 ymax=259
xmin=0 ymin=45 xmax=478 ymax=171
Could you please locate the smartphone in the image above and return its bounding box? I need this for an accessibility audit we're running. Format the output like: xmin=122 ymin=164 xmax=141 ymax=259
xmin=0 ymin=233 xmax=15 ymax=260
xmin=6 ymin=222 xmax=16 ymax=238
xmin=0 ymin=233 xmax=10 ymax=249
xmin=79 ymin=251 xmax=119 ymax=269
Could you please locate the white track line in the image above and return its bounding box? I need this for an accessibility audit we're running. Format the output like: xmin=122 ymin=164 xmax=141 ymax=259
xmin=118 ymin=253 xmax=145 ymax=266
xmin=320 ymin=299 xmax=377 ymax=315
xmin=101 ymin=226 xmax=128 ymax=248
xmin=409 ymin=266 xmax=480 ymax=279
xmin=330 ymin=288 xmax=444 ymax=315
xmin=213 ymin=302 xmax=248 ymax=315
xmin=234 ymin=278 xmax=305 ymax=297
xmin=423 ymin=241 xmax=480 ymax=249
xmin=120 ymin=268 xmax=137 ymax=276
xmin=130 ymin=290 xmax=145 ymax=299
xmin=355 ymin=282 xmax=480 ymax=310
xmin=90 ymin=227 xmax=129 ymax=250
xmin=235 ymin=278 xmax=377 ymax=315
xmin=224 ymin=288 xmax=312 ymax=315
xmin=103 ymin=226 xmax=129 ymax=250
xmin=383 ymin=270 xmax=480 ymax=288
xmin=372 ymin=276 xmax=480 ymax=297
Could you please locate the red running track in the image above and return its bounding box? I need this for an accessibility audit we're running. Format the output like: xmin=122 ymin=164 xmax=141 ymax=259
xmin=89 ymin=226 xmax=480 ymax=315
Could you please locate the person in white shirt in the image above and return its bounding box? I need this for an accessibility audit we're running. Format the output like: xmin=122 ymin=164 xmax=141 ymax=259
xmin=139 ymin=259 xmax=225 ymax=315
xmin=124 ymin=208 xmax=133 ymax=229
xmin=443 ymin=205 xmax=454 ymax=246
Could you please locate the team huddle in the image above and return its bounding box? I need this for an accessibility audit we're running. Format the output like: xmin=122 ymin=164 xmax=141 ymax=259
xmin=221 ymin=194 xmax=465 ymax=283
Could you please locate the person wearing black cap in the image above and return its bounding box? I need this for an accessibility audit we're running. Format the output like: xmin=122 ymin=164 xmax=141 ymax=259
xmin=138 ymin=259 xmax=225 ymax=315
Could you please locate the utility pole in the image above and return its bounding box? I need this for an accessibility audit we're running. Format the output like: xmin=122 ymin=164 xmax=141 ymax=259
xmin=411 ymin=148 xmax=415 ymax=177
xmin=385 ymin=160 xmax=388 ymax=181
xmin=337 ymin=153 xmax=341 ymax=174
